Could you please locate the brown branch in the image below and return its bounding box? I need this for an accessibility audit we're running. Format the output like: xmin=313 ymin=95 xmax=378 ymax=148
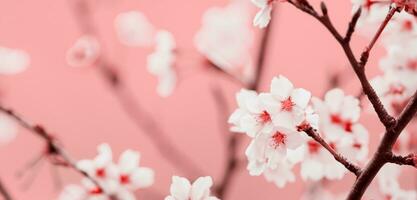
xmin=302 ymin=127 xmax=362 ymax=176
xmin=344 ymin=8 xmax=362 ymax=43
xmin=0 ymin=178 xmax=12 ymax=200
xmin=387 ymin=153 xmax=417 ymax=167
xmin=0 ymin=105 xmax=104 ymax=193
xmin=289 ymin=0 xmax=395 ymax=129
xmin=285 ymin=1 xmax=417 ymax=199
xmin=67 ymin=0 xmax=203 ymax=178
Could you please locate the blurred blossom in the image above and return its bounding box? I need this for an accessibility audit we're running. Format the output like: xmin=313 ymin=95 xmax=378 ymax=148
xmin=195 ymin=0 xmax=254 ymax=83
xmin=0 ymin=113 xmax=18 ymax=145
xmin=376 ymin=163 xmax=417 ymax=200
xmin=164 ymin=176 xmax=220 ymax=200
xmin=66 ymin=36 xmax=100 ymax=68
xmin=0 ymin=46 xmax=29 ymax=75
xmin=147 ymin=30 xmax=177 ymax=97
xmin=59 ymin=143 xmax=154 ymax=200
xmin=115 ymin=11 xmax=155 ymax=47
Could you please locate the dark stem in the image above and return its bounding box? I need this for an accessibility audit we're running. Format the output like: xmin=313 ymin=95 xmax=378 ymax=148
xmin=0 ymin=178 xmax=12 ymax=200
xmin=303 ymin=127 xmax=362 ymax=176
xmin=387 ymin=153 xmax=416 ymax=167
xmin=68 ymin=0 xmax=203 ymax=178
xmin=0 ymin=106 xmax=104 ymax=193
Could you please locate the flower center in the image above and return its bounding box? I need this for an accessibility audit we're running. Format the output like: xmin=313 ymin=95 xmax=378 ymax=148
xmin=120 ymin=174 xmax=130 ymax=184
xmin=271 ymin=131 xmax=286 ymax=148
xmin=308 ymin=141 xmax=321 ymax=154
xmin=281 ymin=97 xmax=295 ymax=112
xmin=95 ymin=168 xmax=106 ymax=178
xmin=89 ymin=187 xmax=103 ymax=195
xmin=403 ymin=20 xmax=413 ymax=31
xmin=258 ymin=110 xmax=271 ymax=123
xmin=330 ymin=114 xmax=353 ymax=133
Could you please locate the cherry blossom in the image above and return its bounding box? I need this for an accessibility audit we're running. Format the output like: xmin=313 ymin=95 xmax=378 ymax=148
xmin=312 ymin=89 xmax=369 ymax=162
xmin=228 ymin=89 xmax=273 ymax=137
xmin=77 ymin=143 xmax=113 ymax=181
xmin=245 ymin=126 xmax=306 ymax=175
xmin=376 ymin=163 xmax=417 ymax=200
xmin=114 ymin=11 xmax=155 ymax=47
xmin=147 ymin=30 xmax=177 ymax=97
xmin=0 ymin=113 xmax=18 ymax=145
xmin=259 ymin=75 xmax=314 ymax=130
xmin=66 ymin=36 xmax=100 ymax=68
xmin=252 ymin=0 xmax=279 ymax=28
xmin=109 ymin=149 xmax=155 ymax=190
xmin=371 ymin=70 xmax=416 ymax=116
xmin=194 ymin=0 xmax=254 ymax=83
xmin=164 ymin=176 xmax=220 ymax=200
xmin=262 ymin=159 xmax=296 ymax=188
xmin=63 ymin=143 xmax=154 ymax=200
xmin=0 ymin=46 xmax=29 ymax=74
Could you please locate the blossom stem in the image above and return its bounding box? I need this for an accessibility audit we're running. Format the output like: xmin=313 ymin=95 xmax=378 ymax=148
xmin=67 ymin=0 xmax=204 ymax=178
xmin=303 ymin=127 xmax=362 ymax=176
xmin=0 ymin=178 xmax=12 ymax=200
xmin=0 ymin=105 xmax=105 ymax=194
xmin=387 ymin=153 xmax=417 ymax=167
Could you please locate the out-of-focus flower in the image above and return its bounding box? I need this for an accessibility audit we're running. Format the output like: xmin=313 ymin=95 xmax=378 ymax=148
xmin=0 ymin=46 xmax=29 ymax=74
xmin=252 ymin=0 xmax=279 ymax=28
xmin=147 ymin=30 xmax=177 ymax=97
xmin=61 ymin=143 xmax=154 ymax=200
xmin=115 ymin=11 xmax=155 ymax=47
xmin=228 ymin=89 xmax=273 ymax=137
xmin=0 ymin=113 xmax=18 ymax=145
xmin=164 ymin=176 xmax=220 ymax=200
xmin=377 ymin=163 xmax=417 ymax=200
xmin=194 ymin=0 xmax=254 ymax=83
xmin=262 ymin=159 xmax=296 ymax=188
xmin=66 ymin=36 xmax=100 ymax=68
xmin=371 ymin=70 xmax=417 ymax=116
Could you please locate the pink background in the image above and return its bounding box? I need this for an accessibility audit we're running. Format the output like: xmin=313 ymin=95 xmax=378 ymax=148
xmin=0 ymin=0 xmax=414 ymax=199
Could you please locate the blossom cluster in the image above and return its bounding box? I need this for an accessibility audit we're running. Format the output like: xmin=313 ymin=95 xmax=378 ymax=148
xmin=59 ymin=143 xmax=155 ymax=200
xmin=58 ymin=143 xmax=220 ymax=200
xmin=228 ymin=75 xmax=369 ymax=187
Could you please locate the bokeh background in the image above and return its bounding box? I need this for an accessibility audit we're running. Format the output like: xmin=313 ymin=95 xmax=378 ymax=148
xmin=0 ymin=0 xmax=415 ymax=199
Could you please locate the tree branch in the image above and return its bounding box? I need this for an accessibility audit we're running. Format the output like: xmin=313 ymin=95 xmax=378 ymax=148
xmin=0 ymin=178 xmax=12 ymax=200
xmin=0 ymin=105 xmax=104 ymax=193
xmin=303 ymin=127 xmax=362 ymax=176
xmin=387 ymin=153 xmax=417 ymax=167
xmin=67 ymin=0 xmax=203 ymax=178
xmin=288 ymin=0 xmax=396 ymax=129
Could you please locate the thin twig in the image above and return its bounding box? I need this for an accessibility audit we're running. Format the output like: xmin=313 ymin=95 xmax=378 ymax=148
xmin=387 ymin=153 xmax=416 ymax=167
xmin=0 ymin=105 xmax=104 ymax=193
xmin=67 ymin=0 xmax=203 ymax=177
xmin=0 ymin=178 xmax=12 ymax=200
xmin=285 ymin=1 xmax=417 ymax=199
xmin=289 ymin=0 xmax=396 ymax=129
xmin=302 ymin=127 xmax=362 ymax=176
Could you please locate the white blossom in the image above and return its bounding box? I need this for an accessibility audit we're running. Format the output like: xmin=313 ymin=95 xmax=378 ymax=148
xmin=164 ymin=176 xmax=219 ymax=200
xmin=195 ymin=0 xmax=254 ymax=82
xmin=0 ymin=46 xmax=29 ymax=74
xmin=252 ymin=0 xmax=278 ymax=28
xmin=115 ymin=11 xmax=155 ymax=47
xmin=147 ymin=30 xmax=177 ymax=97
xmin=0 ymin=113 xmax=18 ymax=145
